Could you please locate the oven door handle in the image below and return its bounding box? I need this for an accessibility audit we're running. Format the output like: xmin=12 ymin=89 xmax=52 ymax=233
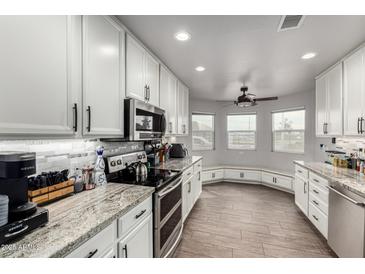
xmin=163 ymin=225 xmax=184 ymax=258
xmin=158 ymin=178 xmax=183 ymax=198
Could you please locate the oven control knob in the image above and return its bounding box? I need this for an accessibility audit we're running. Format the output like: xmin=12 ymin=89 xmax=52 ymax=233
xmin=117 ymin=159 xmax=122 ymax=165
xmin=110 ymin=160 xmax=116 ymax=167
xmin=137 ymin=154 xmax=143 ymax=160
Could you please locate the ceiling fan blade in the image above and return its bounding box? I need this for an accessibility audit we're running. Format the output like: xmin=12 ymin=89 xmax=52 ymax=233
xmin=254 ymin=96 xmax=278 ymax=101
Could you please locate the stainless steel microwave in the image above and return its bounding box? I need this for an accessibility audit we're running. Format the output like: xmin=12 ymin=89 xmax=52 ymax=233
xmin=124 ymin=99 xmax=166 ymax=141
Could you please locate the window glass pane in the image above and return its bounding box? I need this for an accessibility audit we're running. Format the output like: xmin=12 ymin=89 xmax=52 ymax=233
xmin=192 ymin=114 xmax=214 ymax=151
xmin=228 ymin=131 xmax=256 ymax=150
xmin=227 ymin=115 xmax=256 ymax=131
xmin=192 ymin=131 xmax=214 ymax=150
xmin=192 ymin=115 xmax=214 ymax=131
xmin=273 ymin=130 xmax=304 ymax=153
xmin=273 ymin=110 xmax=305 ymax=130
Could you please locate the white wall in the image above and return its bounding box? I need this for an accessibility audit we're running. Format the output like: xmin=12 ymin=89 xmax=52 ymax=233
xmin=182 ymin=90 xmax=334 ymax=173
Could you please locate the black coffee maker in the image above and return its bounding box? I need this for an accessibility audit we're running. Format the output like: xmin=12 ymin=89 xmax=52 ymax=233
xmin=0 ymin=151 xmax=48 ymax=244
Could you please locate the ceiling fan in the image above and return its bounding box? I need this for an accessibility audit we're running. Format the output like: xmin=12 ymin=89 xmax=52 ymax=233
xmin=232 ymin=86 xmax=278 ymax=107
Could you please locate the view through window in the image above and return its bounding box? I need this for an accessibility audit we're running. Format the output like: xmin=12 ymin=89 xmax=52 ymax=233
xmin=227 ymin=114 xmax=256 ymax=150
xmin=192 ymin=113 xmax=215 ymax=151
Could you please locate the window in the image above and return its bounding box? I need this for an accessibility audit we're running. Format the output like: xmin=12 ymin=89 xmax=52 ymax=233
xmin=192 ymin=113 xmax=215 ymax=151
xmin=272 ymin=109 xmax=305 ymax=153
xmin=227 ymin=114 xmax=256 ymax=150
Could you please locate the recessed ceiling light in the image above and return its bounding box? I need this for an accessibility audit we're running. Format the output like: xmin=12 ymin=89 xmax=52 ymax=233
xmin=195 ymin=66 xmax=205 ymax=72
xmin=174 ymin=31 xmax=191 ymax=41
xmin=301 ymin=52 xmax=316 ymax=60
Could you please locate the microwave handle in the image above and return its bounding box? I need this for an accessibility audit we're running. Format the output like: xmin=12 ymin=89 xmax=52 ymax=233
xmin=160 ymin=114 xmax=167 ymax=134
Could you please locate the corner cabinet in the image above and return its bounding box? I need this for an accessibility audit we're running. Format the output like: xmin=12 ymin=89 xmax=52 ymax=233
xmin=0 ymin=16 xmax=82 ymax=136
xmin=177 ymin=81 xmax=189 ymax=135
xmin=126 ymin=34 xmax=160 ymax=107
xmin=82 ymin=16 xmax=125 ymax=137
xmin=315 ymin=63 xmax=343 ymax=137
xmin=343 ymin=46 xmax=365 ymax=136
xmin=160 ymin=66 xmax=178 ymax=135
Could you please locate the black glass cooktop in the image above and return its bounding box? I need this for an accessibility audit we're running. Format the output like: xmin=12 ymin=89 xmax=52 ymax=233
xmin=107 ymin=168 xmax=181 ymax=190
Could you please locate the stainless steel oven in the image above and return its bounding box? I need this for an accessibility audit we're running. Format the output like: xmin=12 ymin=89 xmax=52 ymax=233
xmin=153 ymin=175 xmax=183 ymax=258
xmin=124 ymin=98 xmax=166 ymax=141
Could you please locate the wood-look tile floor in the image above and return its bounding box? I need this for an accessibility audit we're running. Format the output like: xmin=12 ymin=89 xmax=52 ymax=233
xmin=173 ymin=182 xmax=336 ymax=258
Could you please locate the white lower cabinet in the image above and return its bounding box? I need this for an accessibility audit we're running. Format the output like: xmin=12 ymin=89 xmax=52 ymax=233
xmin=66 ymin=196 xmax=153 ymax=258
xmin=118 ymin=213 xmax=153 ymax=258
xmin=202 ymin=169 xmax=224 ymax=182
xmin=66 ymin=221 xmax=117 ymax=258
xmin=294 ymin=165 xmax=329 ymax=239
xmin=224 ymin=169 xmax=261 ymax=182
xmin=262 ymin=172 xmax=293 ymax=190
xmin=294 ymin=175 xmax=309 ymax=216
xmin=182 ymin=160 xmax=203 ymax=222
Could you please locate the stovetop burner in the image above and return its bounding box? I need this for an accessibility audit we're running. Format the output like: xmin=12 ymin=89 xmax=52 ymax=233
xmin=107 ymin=167 xmax=181 ymax=190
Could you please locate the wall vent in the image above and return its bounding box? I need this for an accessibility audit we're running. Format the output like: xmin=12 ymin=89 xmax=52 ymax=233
xmin=277 ymin=15 xmax=305 ymax=32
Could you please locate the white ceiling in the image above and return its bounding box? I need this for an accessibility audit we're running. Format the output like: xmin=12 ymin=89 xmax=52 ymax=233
xmin=118 ymin=15 xmax=365 ymax=101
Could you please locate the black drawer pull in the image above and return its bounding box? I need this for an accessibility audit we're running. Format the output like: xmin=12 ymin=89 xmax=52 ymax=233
xmin=135 ymin=209 xmax=147 ymax=219
xmin=86 ymin=248 xmax=98 ymax=258
xmin=313 ymin=189 xmax=319 ymax=194
xmin=123 ymin=244 xmax=128 ymax=258
xmin=312 ymin=200 xmax=319 ymax=206
xmin=312 ymin=215 xmax=319 ymax=221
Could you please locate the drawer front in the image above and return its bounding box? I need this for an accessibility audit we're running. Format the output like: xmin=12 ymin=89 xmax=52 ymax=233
xmin=309 ymin=171 xmax=329 ymax=187
xmin=66 ymin=221 xmax=116 ymax=258
xmin=309 ymin=182 xmax=328 ymax=204
xmin=261 ymin=172 xmax=274 ymax=184
xmin=275 ymin=175 xmax=293 ymax=190
xmin=224 ymin=169 xmax=260 ymax=182
xmin=183 ymin=166 xmax=194 ymax=182
xmin=202 ymin=170 xmax=224 ymax=181
xmin=295 ymin=165 xmax=308 ymax=180
xmin=309 ymin=192 xmax=328 ymax=215
xmin=193 ymin=160 xmax=202 ymax=174
xmin=118 ymin=196 xmax=152 ymax=239
xmin=308 ymin=202 xmax=328 ymax=239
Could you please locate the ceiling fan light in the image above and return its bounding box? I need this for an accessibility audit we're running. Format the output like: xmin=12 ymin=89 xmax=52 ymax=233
xmin=237 ymin=101 xmax=255 ymax=108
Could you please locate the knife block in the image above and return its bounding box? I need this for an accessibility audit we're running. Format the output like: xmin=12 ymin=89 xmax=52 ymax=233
xmin=28 ymin=179 xmax=75 ymax=205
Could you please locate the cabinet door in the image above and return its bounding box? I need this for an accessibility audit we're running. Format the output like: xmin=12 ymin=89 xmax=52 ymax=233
xmin=315 ymin=75 xmax=328 ymax=136
xmin=126 ymin=34 xmax=146 ymax=101
xmin=83 ymin=16 xmax=124 ymax=136
xmin=344 ymin=48 xmax=364 ymax=135
xmin=294 ymin=176 xmax=309 ymax=216
xmin=160 ymin=67 xmax=178 ymax=135
xmin=0 ymin=16 xmax=81 ymax=135
xmin=145 ymin=53 xmax=160 ymax=107
xmin=118 ymin=213 xmax=153 ymax=258
xmin=182 ymin=181 xmax=189 ymax=222
xmin=177 ymin=81 xmax=189 ymax=135
xmin=193 ymin=171 xmax=202 ymax=203
xmin=326 ymin=64 xmax=343 ymax=136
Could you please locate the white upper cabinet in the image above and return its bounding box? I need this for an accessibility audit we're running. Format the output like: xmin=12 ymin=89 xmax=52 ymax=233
xmin=315 ymin=63 xmax=343 ymax=136
xmin=126 ymin=34 xmax=160 ymax=107
xmin=343 ymin=47 xmax=365 ymax=136
xmin=177 ymin=81 xmax=189 ymax=135
xmin=82 ymin=16 xmax=125 ymax=136
xmin=126 ymin=35 xmax=146 ymax=102
xmin=0 ymin=16 xmax=82 ymax=136
xmin=144 ymin=53 xmax=160 ymax=107
xmin=160 ymin=66 xmax=178 ymax=135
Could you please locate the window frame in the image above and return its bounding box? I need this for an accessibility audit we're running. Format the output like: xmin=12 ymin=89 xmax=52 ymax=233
xmin=226 ymin=112 xmax=257 ymax=151
xmin=271 ymin=107 xmax=305 ymax=154
xmin=191 ymin=112 xmax=215 ymax=151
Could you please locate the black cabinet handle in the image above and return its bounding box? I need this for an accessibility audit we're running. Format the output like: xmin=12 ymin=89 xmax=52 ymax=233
xmin=313 ymin=189 xmax=319 ymax=194
xmin=86 ymin=248 xmax=98 ymax=258
xmin=86 ymin=106 xmax=91 ymax=132
xmin=312 ymin=215 xmax=319 ymax=221
xmin=358 ymin=118 xmax=361 ymax=134
xmin=312 ymin=200 xmax=319 ymax=205
xmin=135 ymin=209 xmax=146 ymax=219
xmin=361 ymin=117 xmax=364 ymax=134
xmin=73 ymin=103 xmax=78 ymax=132
xmin=123 ymin=244 xmax=128 ymax=258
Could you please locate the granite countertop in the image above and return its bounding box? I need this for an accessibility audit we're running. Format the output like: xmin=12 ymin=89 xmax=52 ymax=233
xmin=155 ymin=156 xmax=203 ymax=171
xmin=0 ymin=183 xmax=154 ymax=258
xmin=294 ymin=160 xmax=365 ymax=198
